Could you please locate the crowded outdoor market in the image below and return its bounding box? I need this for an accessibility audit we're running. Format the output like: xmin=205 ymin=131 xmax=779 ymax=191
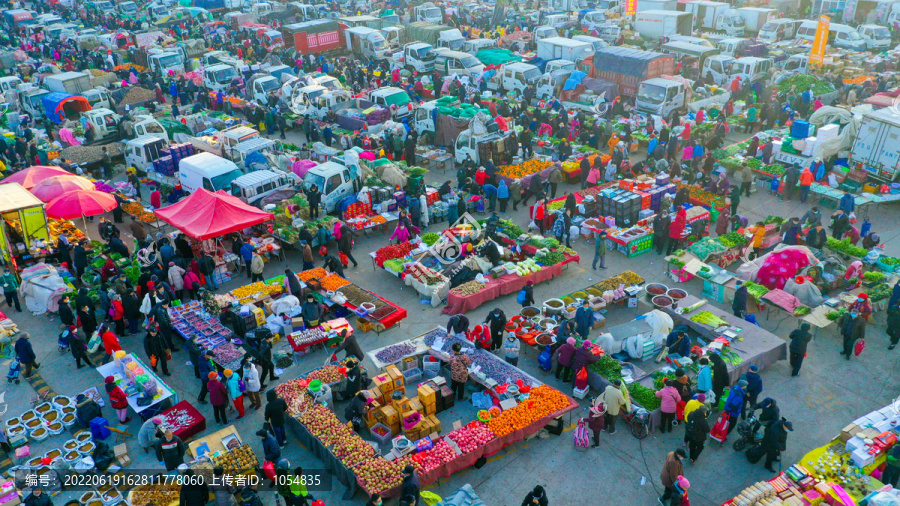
xmin=0 ymin=0 xmax=899 ymax=504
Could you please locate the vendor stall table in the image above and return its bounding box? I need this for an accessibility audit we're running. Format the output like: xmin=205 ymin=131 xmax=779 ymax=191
xmin=159 ymin=400 xmax=206 ymax=441
xmin=367 ymin=337 xmax=431 ymax=371
xmin=187 ymin=425 xmax=243 ymax=457
xmin=810 ymin=183 xmax=874 ymax=219
xmin=650 ymin=295 xmax=787 ymax=383
xmin=321 ymin=288 xmax=407 ymax=333
xmin=368 ymin=242 xmax=430 ymax=271
xmin=287 ymin=416 xmax=359 ymax=500
xmin=442 ymin=260 xmax=574 ymax=315
xmin=96 ymin=354 xmax=178 ymax=418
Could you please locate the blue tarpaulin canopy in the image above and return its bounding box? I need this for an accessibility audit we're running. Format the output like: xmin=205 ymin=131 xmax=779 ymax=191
xmin=562 ymin=71 xmax=587 ymax=91
xmin=42 ymin=92 xmax=91 ymax=124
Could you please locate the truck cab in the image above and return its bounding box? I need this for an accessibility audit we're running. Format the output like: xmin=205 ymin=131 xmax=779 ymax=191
xmin=433 ymin=50 xmax=485 ymax=77
xmin=95 ymin=1 xmax=116 ymax=15
xmin=542 ymin=13 xmax=571 ymax=30
xmin=304 ymin=161 xmax=359 ymax=212
xmin=580 ymin=10 xmax=608 ymax=31
xmin=715 ymin=37 xmax=750 ymax=57
xmin=203 ymin=64 xmax=240 ymax=92
xmin=247 ymin=75 xmax=281 ymax=104
xmin=381 ymin=26 xmax=403 ymax=49
xmin=436 ymin=29 xmax=465 ymax=51
xmin=81 ymin=88 xmax=112 ymax=110
xmin=118 ymin=1 xmax=138 ymax=17
xmin=125 ymin=136 xmax=169 ymax=172
xmin=727 ymin=56 xmax=771 ymax=83
xmin=545 ymin=59 xmax=576 ymax=74
xmin=0 ymin=77 xmax=23 ymax=99
xmin=83 ymin=108 xmax=121 ymax=141
xmin=536 ymin=69 xmax=573 ymax=101
xmin=715 ymin=10 xmax=745 ymax=37
xmin=370 ymin=87 xmax=412 ymax=120
xmin=178 ymin=152 xmax=245 ymax=194
xmin=857 ymin=24 xmax=891 ymax=50
xmin=414 ymin=98 xmax=458 ymax=133
xmin=132 ymin=116 xmax=170 ymax=142
xmin=403 ymin=42 xmax=436 ymax=73
xmin=146 ymin=3 xmax=170 ymax=21
xmin=345 ymin=26 xmax=388 ymax=60
xmin=487 ymin=62 xmax=541 ymax=94
xmin=572 ymin=35 xmax=608 ymax=53
xmin=463 ymin=38 xmax=497 ymax=56
xmin=533 ymin=26 xmax=559 ymax=44
xmin=454 ymin=126 xmax=508 ymax=164
xmin=290 ymin=84 xmax=329 ymax=115
xmin=700 ymin=54 xmax=734 ymax=84
xmin=757 ymin=18 xmax=798 ymax=42
xmin=594 ymin=0 xmax=621 ymax=16
xmin=413 ymin=2 xmax=442 ymax=23
xmin=147 ymin=51 xmax=185 ymax=76
xmin=591 ymin=24 xmax=621 ymax=44
xmin=19 ymin=88 xmax=49 ymax=117
xmin=230 ymin=170 xmax=296 ymax=207
xmin=781 ymin=54 xmax=808 ymax=75
xmin=635 ymin=77 xmax=685 ymax=118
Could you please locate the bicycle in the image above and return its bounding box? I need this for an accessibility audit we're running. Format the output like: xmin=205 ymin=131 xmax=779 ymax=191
xmin=621 ymin=407 xmax=651 ymax=439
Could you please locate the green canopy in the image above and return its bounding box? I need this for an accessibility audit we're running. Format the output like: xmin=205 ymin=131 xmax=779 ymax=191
xmin=476 ymin=48 xmax=522 ymax=66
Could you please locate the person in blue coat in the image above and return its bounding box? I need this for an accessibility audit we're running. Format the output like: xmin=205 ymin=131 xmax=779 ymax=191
xmin=696 ymin=357 xmax=712 ymax=397
xmin=725 ymin=379 xmax=747 ymax=433
xmin=14 ymin=333 xmax=37 ymax=378
xmin=482 ymin=183 xmax=498 ymax=212
xmin=839 ymin=190 xmax=856 ymax=213
xmin=497 ymin=180 xmax=510 ymax=212
xmin=732 ymin=281 xmax=748 ymax=318
xmin=665 ymin=329 xmax=691 ymax=357
xmin=240 ymin=242 xmax=254 ymax=277
xmin=742 ymin=365 xmax=763 ymax=419
xmin=574 ymin=300 xmax=594 ymax=339
xmin=257 ymin=429 xmax=281 ymax=464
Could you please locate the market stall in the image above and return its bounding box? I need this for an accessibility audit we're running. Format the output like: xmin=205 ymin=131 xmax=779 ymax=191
xmin=154 ymin=188 xmax=275 ymax=240
xmin=0 ymin=183 xmax=51 ymax=267
xmin=96 ymin=352 xmax=178 ymax=419
xmin=158 ymin=400 xmax=206 ymax=441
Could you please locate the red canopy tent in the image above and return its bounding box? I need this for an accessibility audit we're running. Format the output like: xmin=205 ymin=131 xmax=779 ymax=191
xmin=154 ymin=189 xmax=274 ymax=241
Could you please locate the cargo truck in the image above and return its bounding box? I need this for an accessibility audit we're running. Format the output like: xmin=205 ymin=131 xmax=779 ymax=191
xmin=280 ymin=20 xmax=344 ymax=55
xmin=682 ymin=1 xmax=744 ymax=36
xmin=635 ymin=77 xmax=731 ymax=118
xmin=413 ymin=2 xmax=443 ymax=23
xmin=850 ymin=108 xmax=900 ymax=180
xmin=344 ymin=26 xmax=389 ymax=60
xmin=536 ymin=37 xmax=593 ymax=64
xmin=403 ymin=22 xmax=464 ymax=49
xmin=43 ymin=72 xmax=92 ymax=95
xmin=735 ymin=7 xmax=775 ymax=35
xmin=578 ymin=47 xmax=674 ymax=97
xmin=633 ymin=10 xmax=693 ymax=40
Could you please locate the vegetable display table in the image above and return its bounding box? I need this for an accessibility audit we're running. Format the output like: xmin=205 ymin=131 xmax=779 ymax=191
xmin=442 ymin=261 xmax=568 ymax=315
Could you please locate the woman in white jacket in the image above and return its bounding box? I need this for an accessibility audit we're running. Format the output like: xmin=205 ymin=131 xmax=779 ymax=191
xmin=167 ymin=262 xmax=185 ymax=300
xmin=242 ymin=359 xmax=262 ymax=410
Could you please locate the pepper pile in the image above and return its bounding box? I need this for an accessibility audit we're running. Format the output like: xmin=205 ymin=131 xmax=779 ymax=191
xmin=375 ymin=242 xmax=414 ymax=267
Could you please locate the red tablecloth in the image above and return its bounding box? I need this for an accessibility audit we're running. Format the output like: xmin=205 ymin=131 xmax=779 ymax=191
xmin=287 ymin=333 xmax=329 ymax=353
xmin=371 ymin=396 xmax=580 ymax=498
xmin=160 ymin=400 xmax=206 ymax=441
xmin=340 ymin=290 xmax=407 ymax=329
xmin=442 ymin=260 xmax=575 ymax=314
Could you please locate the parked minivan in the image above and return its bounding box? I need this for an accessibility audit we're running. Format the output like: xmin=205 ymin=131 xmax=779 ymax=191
xmin=757 ymin=18 xmax=800 ymax=42
xmin=797 ymin=20 xmax=865 ymax=50
xmin=857 ymin=24 xmax=891 ymax=50
xmin=462 ymin=38 xmax=497 ymax=56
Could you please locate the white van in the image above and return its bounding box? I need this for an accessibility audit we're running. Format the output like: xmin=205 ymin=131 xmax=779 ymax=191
xmin=797 ymin=20 xmax=865 ymax=50
xmin=203 ymin=64 xmax=240 ymax=92
xmin=463 ymin=38 xmax=497 ymax=56
xmin=727 ymin=56 xmax=771 ymax=83
xmin=757 ymin=18 xmax=799 ymax=42
xmin=572 ymin=34 xmax=608 ymax=53
xmin=857 ymin=24 xmax=891 ymax=50
xmin=178 ymin=152 xmax=245 ymax=194
xmin=230 ymin=169 xmax=296 ymax=207
xmin=666 ymin=35 xmax=715 ymax=47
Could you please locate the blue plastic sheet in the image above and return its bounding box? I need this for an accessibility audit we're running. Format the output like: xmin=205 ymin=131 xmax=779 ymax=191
xmin=562 ymin=71 xmax=587 ymax=91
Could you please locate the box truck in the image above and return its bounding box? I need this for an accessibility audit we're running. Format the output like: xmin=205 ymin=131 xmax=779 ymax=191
xmin=536 ymin=37 xmax=593 ymax=64
xmin=280 ymin=20 xmax=343 ymax=55
xmin=578 ymin=47 xmax=674 ymax=97
xmin=634 ymin=10 xmax=693 ymax=40
xmin=683 ymin=1 xmax=744 ymax=36
xmin=850 ymin=108 xmax=900 ymax=179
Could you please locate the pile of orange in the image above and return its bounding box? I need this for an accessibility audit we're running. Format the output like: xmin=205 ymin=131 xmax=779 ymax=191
xmin=321 ymin=273 xmax=351 ymax=291
xmin=496 ymin=159 xmax=552 ymax=179
xmin=298 ymin=267 xmax=328 ymax=282
xmin=369 ymin=215 xmax=387 ymax=225
xmin=487 ymin=386 xmax=571 ymax=436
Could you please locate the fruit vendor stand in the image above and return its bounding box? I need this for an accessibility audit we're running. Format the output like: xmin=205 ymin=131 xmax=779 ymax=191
xmin=186 ymin=425 xmax=254 ymax=467
xmin=286 ymin=319 xmax=353 ymax=353
xmin=167 ymin=300 xmax=246 ymax=371
xmin=96 ymin=352 xmax=178 ymax=420
xmin=721 ymin=464 xmax=874 ymax=506
xmin=0 ymin=183 xmax=51 ymax=267
xmin=158 ymin=400 xmax=206 ymax=441
xmin=651 ymin=295 xmax=787 ymax=383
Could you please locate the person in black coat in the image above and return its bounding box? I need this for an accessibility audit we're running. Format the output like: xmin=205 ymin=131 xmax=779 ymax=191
xmin=888 ymin=302 xmax=900 ymax=350
xmin=762 ymin=419 xmax=792 ymax=472
xmin=73 ymin=241 xmax=88 ymax=277
xmin=265 ymin=389 xmax=288 ymax=446
xmin=23 ymin=487 xmax=52 ymax=506
xmin=806 ymin=224 xmax=827 ymax=250
xmin=338 ymin=360 xmax=363 ymax=401
xmin=521 ymin=280 xmax=535 ymax=307
xmin=788 ymin=322 xmax=812 ymax=375
xmin=78 ymin=306 xmax=97 ymax=340
xmin=400 ymin=466 xmax=421 ymax=506
xmin=521 ymin=485 xmax=549 ymax=506
xmin=155 ymin=429 xmax=186 ymax=471
xmin=305 ymin=185 xmax=322 ymax=220
xmin=69 ymin=326 xmax=92 ymax=368
xmin=58 ymin=295 xmax=75 ymax=328
xmin=732 ymin=281 xmax=748 ymax=318
xmin=57 ymin=237 xmax=72 ymax=270
xmin=337 ymin=225 xmax=357 ymax=267
xmin=75 ymin=287 xmax=94 ymax=314
xmin=686 ymin=405 xmax=710 ymax=463
xmin=447 ymin=314 xmax=469 ymax=335
xmin=178 ymin=469 xmax=209 ymax=506
xmin=122 ymin=289 xmax=141 ymax=335
xmin=257 ymin=429 xmax=281 ymax=463
xmin=334 ymin=329 xmax=364 ymax=361
xmin=484 ymin=308 xmax=507 ymax=351
xmin=564 ymin=192 xmax=577 ymax=215
xmin=143 ymin=325 xmax=170 ymax=376
xmin=709 ymin=352 xmax=729 ymax=403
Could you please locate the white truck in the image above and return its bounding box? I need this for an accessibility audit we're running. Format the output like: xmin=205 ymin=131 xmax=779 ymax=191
xmin=486 ymin=62 xmax=542 ymax=94
xmin=857 ymin=24 xmax=892 ymax=50
xmin=131 ymin=115 xmax=171 ymax=142
xmin=453 ymin=118 xmax=517 ymax=165
xmin=850 ymin=108 xmax=900 ymax=180
xmin=532 ymin=26 xmax=560 ymax=44
xmin=19 ymin=88 xmax=50 ymax=117
xmin=344 ymin=26 xmax=389 ymax=60
xmin=43 ymin=72 xmax=92 ymax=95
xmin=700 ymin=54 xmax=735 ymax=84
xmin=634 ymin=11 xmax=693 ymax=40
xmin=757 ymin=18 xmax=800 ymax=42
xmin=726 ymin=56 xmax=772 ymax=83
xmin=203 ymin=64 xmax=241 ymax=92
xmin=636 ymin=0 xmax=677 ymax=11
xmin=245 ymin=74 xmax=281 ymax=104
xmin=734 ymin=7 xmax=775 ymax=35
xmin=683 ymin=1 xmax=744 ymax=36
xmin=635 ymin=77 xmax=731 ymax=118
xmin=536 ymin=37 xmax=593 ymax=65
xmin=146 ymin=50 xmax=185 ymax=76
xmin=370 ymin=87 xmax=412 ymax=121
xmin=402 ymin=42 xmax=436 ymax=73
xmin=82 ymin=108 xmax=121 ymax=142
xmin=290 ymin=89 xmax=351 ymax=119
xmin=289 ymin=84 xmax=329 ymax=115
xmin=580 ymin=10 xmax=609 ymax=31
xmin=304 ymin=159 xmax=361 ymax=212
xmin=175 ymin=152 xmax=245 ymax=194
xmin=432 ymin=49 xmax=485 ymax=77
xmin=413 ymin=2 xmax=443 ymax=23
xmin=229 ymin=169 xmax=297 ymax=207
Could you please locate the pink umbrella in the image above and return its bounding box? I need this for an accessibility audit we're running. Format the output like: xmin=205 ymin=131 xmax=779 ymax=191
xmin=46 ymin=190 xmax=117 ymax=220
xmin=30 ymin=175 xmax=94 ymax=203
xmin=1 ymin=166 xmax=72 ymax=190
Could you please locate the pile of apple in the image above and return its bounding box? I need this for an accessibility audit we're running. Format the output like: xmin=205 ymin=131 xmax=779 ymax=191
xmin=307 ymin=365 xmax=346 ymax=384
xmin=319 ymin=421 xmax=355 ymax=446
xmin=446 ymin=422 xmax=496 ymax=454
xmin=356 ymin=458 xmax=404 ymax=494
xmin=333 ymin=435 xmax=376 ymax=467
xmin=411 ymin=440 xmax=456 ymax=473
xmin=275 ymin=380 xmax=311 ymax=415
xmin=299 ymin=404 xmax=343 ymax=437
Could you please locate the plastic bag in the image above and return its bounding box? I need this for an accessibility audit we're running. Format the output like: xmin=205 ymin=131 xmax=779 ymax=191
xmin=575 ymin=367 xmax=588 ymax=389
xmin=855 ymin=338 xmax=865 ymax=356
xmin=263 ymin=460 xmax=276 ymax=481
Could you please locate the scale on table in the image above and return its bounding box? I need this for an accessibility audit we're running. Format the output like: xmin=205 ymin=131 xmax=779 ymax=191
xmin=824 ymin=298 xmax=841 ymax=307
xmin=624 ymin=286 xmax=643 ymax=298
xmin=721 ymin=327 xmax=742 ymax=340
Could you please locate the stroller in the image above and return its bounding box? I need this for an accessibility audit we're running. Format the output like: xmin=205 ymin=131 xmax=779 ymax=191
xmin=7 ymin=360 xmax=21 ymax=384
xmin=58 ymin=328 xmax=72 ymax=353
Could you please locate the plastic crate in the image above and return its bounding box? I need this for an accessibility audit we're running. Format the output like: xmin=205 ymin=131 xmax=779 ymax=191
xmin=423 ymin=360 xmax=441 ymax=378
xmin=402 ymin=367 xmax=423 ymax=383
xmin=369 ymin=423 xmax=392 ymax=446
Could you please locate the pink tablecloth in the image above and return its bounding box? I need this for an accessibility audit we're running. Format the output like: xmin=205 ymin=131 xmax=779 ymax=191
xmin=442 ymin=258 xmax=577 ymax=315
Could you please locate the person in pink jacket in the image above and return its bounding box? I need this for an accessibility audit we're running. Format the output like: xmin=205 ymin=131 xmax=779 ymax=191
xmin=586 ymin=166 xmax=601 ymax=185
xmin=656 ymin=380 xmax=681 ymax=433
xmin=390 ymin=222 xmax=410 ymax=244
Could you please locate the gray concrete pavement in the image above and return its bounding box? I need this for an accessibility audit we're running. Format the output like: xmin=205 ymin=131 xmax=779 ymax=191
xmin=6 ymin=126 xmax=900 ymax=505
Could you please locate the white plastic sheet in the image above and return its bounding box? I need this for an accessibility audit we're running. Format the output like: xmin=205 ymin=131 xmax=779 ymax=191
xmin=20 ymin=263 xmax=69 ymax=315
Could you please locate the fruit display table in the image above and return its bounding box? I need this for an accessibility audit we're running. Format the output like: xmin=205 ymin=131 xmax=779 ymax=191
xmin=442 ymin=261 xmax=568 ymax=315
xmin=187 ymin=425 xmax=245 ymax=457
xmin=287 ymin=416 xmax=361 ymax=501
xmin=159 ymin=400 xmax=206 ymax=441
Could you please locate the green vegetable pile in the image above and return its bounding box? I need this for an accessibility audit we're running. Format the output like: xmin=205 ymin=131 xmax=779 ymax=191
xmin=406 ymin=166 xmax=429 ymax=178
xmin=420 ymin=233 xmax=440 ymax=246
xmin=776 ymin=75 xmax=834 ymax=95
xmin=744 ymin=281 xmax=770 ymax=300
xmin=868 ymin=283 xmax=892 ymax=302
xmin=537 ymin=251 xmax=566 ymax=265
xmin=864 ymin=271 xmax=886 ymax=283
xmin=690 ymin=311 xmax=729 ymax=328
xmin=589 ymin=355 xmax=622 ymax=381
xmin=629 ymin=383 xmax=661 ymax=410
xmin=826 ymin=237 xmax=868 ymax=258
xmin=761 ymin=164 xmax=786 ymax=176
xmin=383 ymin=259 xmax=405 ymax=273
xmin=745 ymin=158 xmax=762 ymax=170
xmin=793 ymin=306 xmax=811 ymax=316
xmin=670 ymin=258 xmax=686 ymax=268
xmin=499 ymin=219 xmax=524 ymax=238
xmin=763 ymin=216 xmax=785 ymax=225
xmin=527 ymin=237 xmax=560 ymax=249
xmin=826 ymin=308 xmax=848 ymax=320
xmin=671 ymin=249 xmax=686 ymax=257
xmin=718 ymin=232 xmax=749 ymax=248
xmin=880 ymin=257 xmax=900 ymax=266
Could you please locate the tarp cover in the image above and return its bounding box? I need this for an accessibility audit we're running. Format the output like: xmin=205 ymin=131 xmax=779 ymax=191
xmin=155 ymin=188 xmax=274 ymax=240
xmin=559 ymin=77 xmax=618 ymax=103
xmin=562 ymin=71 xmax=587 ymax=91
xmin=21 ymin=263 xmax=68 ymax=315
xmin=42 ymin=92 xmax=91 ymax=124
xmin=435 ymin=113 xmax=470 ymax=147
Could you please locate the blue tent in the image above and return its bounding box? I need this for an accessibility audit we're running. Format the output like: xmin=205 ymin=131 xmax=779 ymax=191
xmin=42 ymin=92 xmax=91 ymax=124
xmin=244 ymin=150 xmax=267 ymax=171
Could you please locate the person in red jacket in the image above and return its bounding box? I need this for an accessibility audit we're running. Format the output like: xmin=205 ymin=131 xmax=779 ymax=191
xmin=105 ymin=375 xmax=131 ymax=423
xmin=208 ymin=372 xmax=229 ymax=425
xmin=474 ymin=167 xmax=488 ymax=186
xmin=102 ymin=328 xmax=122 ymax=365
xmin=110 ymin=295 xmax=125 ymax=336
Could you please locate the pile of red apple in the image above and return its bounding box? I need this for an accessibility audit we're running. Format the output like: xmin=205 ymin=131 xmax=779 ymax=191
xmin=356 ymin=458 xmax=404 ymax=493
xmin=275 ymin=379 xmax=311 ymax=415
xmin=306 ymin=365 xmax=346 ymax=384
xmin=319 ymin=421 xmax=355 ymax=446
xmin=445 ymin=422 xmax=496 ymax=454
xmin=333 ymin=435 xmax=376 ymax=467
xmin=410 ymin=440 xmax=456 ymax=473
